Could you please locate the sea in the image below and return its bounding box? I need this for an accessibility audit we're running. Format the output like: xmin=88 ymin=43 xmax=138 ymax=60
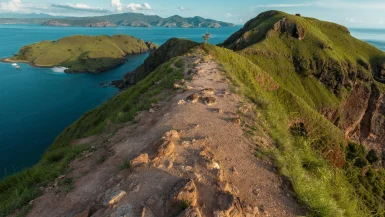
xmin=0 ymin=25 xmax=383 ymax=179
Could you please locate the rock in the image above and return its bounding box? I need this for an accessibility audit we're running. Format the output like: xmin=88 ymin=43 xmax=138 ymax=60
xmin=174 ymin=83 xmax=183 ymax=89
xmin=74 ymin=209 xmax=90 ymax=217
xmin=164 ymin=130 xmax=180 ymax=140
xmin=130 ymin=153 xmax=149 ymax=167
xmin=113 ymin=204 xmax=134 ymax=217
xmin=230 ymin=118 xmax=241 ymax=125
xmin=213 ymin=192 xmax=243 ymax=217
xmin=103 ymin=189 xmax=127 ymax=206
xmin=184 ymin=86 xmax=193 ymax=91
xmin=178 ymin=99 xmax=186 ymax=105
xmin=201 ymin=88 xmax=215 ymax=95
xmin=207 ymin=161 xmax=221 ymax=170
xmin=186 ymin=93 xmax=200 ymax=103
xmin=149 ymin=108 xmax=155 ymax=113
xmin=219 ymin=182 xmax=233 ymax=193
xmin=203 ymin=97 xmax=217 ymax=106
xmin=273 ymin=18 xmax=305 ymax=40
xmin=178 ymin=207 xmax=202 ymax=217
xmin=169 ymin=179 xmax=198 ymax=207
xmin=157 ymin=139 xmax=175 ymax=158
xmin=213 ymin=108 xmax=224 ymax=114
xmin=141 ymin=206 xmax=156 ymax=217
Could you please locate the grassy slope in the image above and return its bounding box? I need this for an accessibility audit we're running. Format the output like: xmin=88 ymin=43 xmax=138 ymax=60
xmin=218 ymin=10 xmax=385 ymax=217
xmin=9 ymin=35 xmax=157 ymax=73
xmin=0 ymin=57 xmax=184 ymax=216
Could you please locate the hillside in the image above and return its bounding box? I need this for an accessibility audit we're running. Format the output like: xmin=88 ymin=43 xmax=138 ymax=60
xmin=41 ymin=13 xmax=235 ymax=28
xmin=2 ymin=35 xmax=158 ymax=73
xmin=2 ymin=10 xmax=385 ymax=217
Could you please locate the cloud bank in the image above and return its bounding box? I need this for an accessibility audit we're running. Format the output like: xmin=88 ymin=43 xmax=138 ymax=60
xmin=51 ymin=3 xmax=110 ymax=13
xmin=111 ymin=0 xmax=151 ymax=12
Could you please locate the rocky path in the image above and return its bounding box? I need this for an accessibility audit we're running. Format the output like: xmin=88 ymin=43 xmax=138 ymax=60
xmin=14 ymin=54 xmax=303 ymax=217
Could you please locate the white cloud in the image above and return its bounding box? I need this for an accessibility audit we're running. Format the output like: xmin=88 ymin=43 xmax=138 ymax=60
xmin=111 ymin=0 xmax=151 ymax=12
xmin=177 ymin=6 xmax=191 ymax=11
xmin=226 ymin=13 xmax=240 ymax=18
xmin=0 ymin=0 xmax=26 ymax=12
xmin=51 ymin=3 xmax=110 ymax=13
xmin=345 ymin=17 xmax=363 ymax=24
xmin=251 ymin=3 xmax=313 ymax=10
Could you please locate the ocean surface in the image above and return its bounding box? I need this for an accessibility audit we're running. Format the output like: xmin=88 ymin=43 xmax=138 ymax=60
xmin=0 ymin=25 xmax=383 ymax=179
xmin=0 ymin=25 xmax=239 ymax=178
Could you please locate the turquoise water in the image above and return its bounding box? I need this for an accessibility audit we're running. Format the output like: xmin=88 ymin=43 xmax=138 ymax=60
xmin=0 ymin=25 xmax=239 ymax=178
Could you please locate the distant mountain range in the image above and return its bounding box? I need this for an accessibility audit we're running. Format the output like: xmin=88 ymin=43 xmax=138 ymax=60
xmin=0 ymin=13 xmax=234 ymax=28
xmin=0 ymin=13 xmax=65 ymax=19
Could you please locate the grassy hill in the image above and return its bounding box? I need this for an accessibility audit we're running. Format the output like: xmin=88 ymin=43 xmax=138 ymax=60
xmin=3 ymin=35 xmax=158 ymax=73
xmin=2 ymin=11 xmax=385 ymax=217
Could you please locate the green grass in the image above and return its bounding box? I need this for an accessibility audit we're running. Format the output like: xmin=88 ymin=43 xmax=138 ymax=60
xmin=0 ymin=58 xmax=183 ymax=217
xmin=9 ymin=34 xmax=158 ymax=73
xmin=203 ymin=44 xmax=371 ymax=216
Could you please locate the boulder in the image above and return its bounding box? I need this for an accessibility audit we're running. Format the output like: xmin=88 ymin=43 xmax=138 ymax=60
xmin=213 ymin=192 xmax=243 ymax=217
xmin=130 ymin=153 xmax=149 ymax=167
xmin=157 ymin=139 xmax=175 ymax=158
xmin=169 ymin=179 xmax=198 ymax=207
xmin=186 ymin=93 xmax=201 ymax=103
xmin=178 ymin=207 xmax=202 ymax=217
xmin=203 ymin=97 xmax=217 ymax=106
xmin=200 ymin=88 xmax=215 ymax=95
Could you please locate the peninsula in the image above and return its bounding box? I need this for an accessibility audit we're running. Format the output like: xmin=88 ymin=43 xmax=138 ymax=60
xmin=2 ymin=35 xmax=158 ymax=73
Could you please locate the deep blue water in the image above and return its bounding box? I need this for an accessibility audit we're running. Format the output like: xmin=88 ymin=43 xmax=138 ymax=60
xmin=0 ymin=25 xmax=239 ymax=178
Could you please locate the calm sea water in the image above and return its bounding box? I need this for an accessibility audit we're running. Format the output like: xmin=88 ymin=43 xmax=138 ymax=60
xmin=0 ymin=24 xmax=239 ymax=179
xmin=0 ymin=25 xmax=383 ymax=179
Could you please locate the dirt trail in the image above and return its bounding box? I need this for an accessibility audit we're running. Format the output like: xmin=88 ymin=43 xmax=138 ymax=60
xmin=14 ymin=54 xmax=303 ymax=217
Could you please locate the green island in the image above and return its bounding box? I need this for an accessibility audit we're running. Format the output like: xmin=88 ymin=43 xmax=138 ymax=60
xmin=2 ymin=34 xmax=158 ymax=73
xmin=2 ymin=10 xmax=385 ymax=217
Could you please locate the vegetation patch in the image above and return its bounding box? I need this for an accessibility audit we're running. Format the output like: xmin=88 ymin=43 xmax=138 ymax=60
xmin=4 ymin=34 xmax=158 ymax=73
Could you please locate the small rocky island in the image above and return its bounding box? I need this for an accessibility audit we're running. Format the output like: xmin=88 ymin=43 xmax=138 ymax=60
xmin=2 ymin=35 xmax=158 ymax=73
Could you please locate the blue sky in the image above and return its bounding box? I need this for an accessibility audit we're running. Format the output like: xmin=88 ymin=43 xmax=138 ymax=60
xmin=1 ymin=0 xmax=385 ymax=28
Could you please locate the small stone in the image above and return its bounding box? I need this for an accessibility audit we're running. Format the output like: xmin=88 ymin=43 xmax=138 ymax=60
xmin=178 ymin=100 xmax=186 ymax=105
xmin=200 ymin=88 xmax=215 ymax=95
xmin=174 ymin=83 xmax=183 ymax=89
xmin=149 ymin=108 xmax=155 ymax=113
xmin=146 ymin=197 xmax=156 ymax=206
xmin=141 ymin=206 xmax=156 ymax=217
xmin=164 ymin=130 xmax=180 ymax=140
xmin=231 ymin=167 xmax=239 ymax=175
xmin=73 ymin=209 xmax=90 ymax=217
xmin=186 ymin=93 xmax=200 ymax=103
xmin=213 ymin=108 xmax=224 ymax=114
xmin=58 ymin=175 xmax=65 ymax=179
xmin=230 ymin=118 xmax=241 ymax=125
xmin=130 ymin=153 xmax=149 ymax=167
xmin=103 ymin=190 xmax=127 ymax=206
xmin=184 ymin=86 xmax=193 ymax=91
xmin=203 ymin=97 xmax=217 ymax=106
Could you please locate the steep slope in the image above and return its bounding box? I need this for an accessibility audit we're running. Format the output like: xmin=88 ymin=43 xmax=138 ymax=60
xmin=2 ymin=35 xmax=158 ymax=73
xmin=221 ymin=10 xmax=385 ymax=216
xmin=223 ymin=10 xmax=385 ymax=164
xmin=41 ymin=13 xmax=235 ymax=28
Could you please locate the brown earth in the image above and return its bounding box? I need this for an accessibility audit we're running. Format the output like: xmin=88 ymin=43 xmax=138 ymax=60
xmin=11 ymin=55 xmax=304 ymax=217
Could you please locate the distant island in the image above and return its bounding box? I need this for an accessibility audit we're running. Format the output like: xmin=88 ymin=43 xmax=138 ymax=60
xmin=1 ymin=35 xmax=158 ymax=73
xmin=0 ymin=12 xmax=234 ymax=28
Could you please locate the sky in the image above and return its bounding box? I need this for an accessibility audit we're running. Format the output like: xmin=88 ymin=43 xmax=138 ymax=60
xmin=1 ymin=0 xmax=385 ymax=28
